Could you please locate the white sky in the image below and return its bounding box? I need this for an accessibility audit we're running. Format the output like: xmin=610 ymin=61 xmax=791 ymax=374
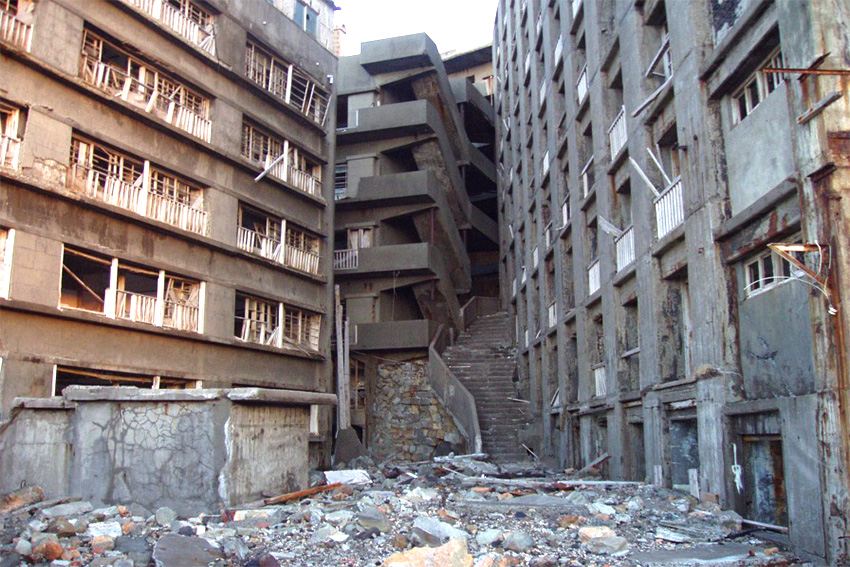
xmin=334 ymin=0 xmax=499 ymax=56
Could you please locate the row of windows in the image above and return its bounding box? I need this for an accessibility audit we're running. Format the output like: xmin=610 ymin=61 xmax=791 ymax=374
xmin=62 ymin=133 xmax=324 ymax=276
xmin=26 ymin=242 xmax=323 ymax=352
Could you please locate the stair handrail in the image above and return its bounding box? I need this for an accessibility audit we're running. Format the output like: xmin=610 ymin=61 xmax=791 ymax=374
xmin=459 ymin=296 xmax=501 ymax=332
xmin=427 ymin=324 xmax=483 ymax=454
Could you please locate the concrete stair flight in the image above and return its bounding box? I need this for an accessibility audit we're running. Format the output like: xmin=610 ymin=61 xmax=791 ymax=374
xmin=442 ymin=312 xmax=529 ymax=462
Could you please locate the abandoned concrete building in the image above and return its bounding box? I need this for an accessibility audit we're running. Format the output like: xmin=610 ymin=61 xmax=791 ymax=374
xmin=493 ymin=0 xmax=849 ymax=562
xmin=333 ymin=34 xmax=504 ymax=462
xmin=0 ymin=0 xmax=338 ymax=509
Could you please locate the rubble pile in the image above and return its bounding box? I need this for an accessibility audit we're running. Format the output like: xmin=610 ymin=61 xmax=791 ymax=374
xmin=0 ymin=456 xmax=806 ymax=567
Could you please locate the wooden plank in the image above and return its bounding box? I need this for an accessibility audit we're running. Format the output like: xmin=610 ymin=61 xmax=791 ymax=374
xmin=263 ymin=483 xmax=342 ymax=506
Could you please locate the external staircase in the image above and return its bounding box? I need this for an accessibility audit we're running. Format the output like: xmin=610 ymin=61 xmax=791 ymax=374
xmin=442 ymin=311 xmax=528 ymax=462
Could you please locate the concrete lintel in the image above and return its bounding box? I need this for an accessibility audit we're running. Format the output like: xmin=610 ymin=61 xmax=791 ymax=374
xmin=715 ymin=178 xmax=798 ymax=241
xmin=724 ymin=398 xmax=781 ymax=416
xmin=226 ymin=387 xmax=338 ymax=406
xmin=63 ymin=386 xmax=227 ymax=402
xmin=699 ymin=0 xmax=774 ymax=84
xmin=11 ymin=398 xmax=78 ymax=410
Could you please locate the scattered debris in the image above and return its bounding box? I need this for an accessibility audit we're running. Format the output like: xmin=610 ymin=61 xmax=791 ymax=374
xmin=0 ymin=457 xmax=806 ymax=566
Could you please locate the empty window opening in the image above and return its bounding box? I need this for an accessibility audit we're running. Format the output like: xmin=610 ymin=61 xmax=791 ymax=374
xmin=669 ymin=417 xmax=699 ymax=492
xmin=54 ymin=365 xmax=195 ymax=396
xmin=732 ymin=48 xmax=786 ymax=124
xmin=294 ymin=0 xmax=318 ymax=37
xmin=61 ymin=247 xmax=110 ymax=313
xmin=626 ymin=417 xmax=646 ymax=481
xmin=658 ymin=276 xmax=691 ymax=382
xmin=80 ymin=30 xmax=210 ymax=141
xmin=1 ymin=101 xmax=23 ymax=169
xmin=619 ymin=299 xmax=640 ymax=392
xmin=742 ymin=435 xmax=788 ymax=526
xmin=235 ymin=293 xmax=279 ymax=346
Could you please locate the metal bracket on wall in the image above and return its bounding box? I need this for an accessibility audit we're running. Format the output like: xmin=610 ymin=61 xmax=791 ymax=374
xmin=768 ymin=242 xmax=836 ymax=315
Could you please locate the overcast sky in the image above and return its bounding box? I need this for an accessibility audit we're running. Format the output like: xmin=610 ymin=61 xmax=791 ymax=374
xmin=334 ymin=0 xmax=499 ymax=56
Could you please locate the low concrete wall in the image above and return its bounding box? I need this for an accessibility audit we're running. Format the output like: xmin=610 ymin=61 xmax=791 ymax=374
xmin=0 ymin=387 xmax=336 ymax=516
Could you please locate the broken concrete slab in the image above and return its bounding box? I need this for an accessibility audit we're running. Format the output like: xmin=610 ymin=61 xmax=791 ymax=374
xmin=411 ymin=515 xmax=469 ymax=546
xmin=630 ymin=542 xmax=784 ymax=566
xmin=152 ymin=534 xmax=224 ymax=567
xmin=324 ymin=469 xmax=372 ymax=486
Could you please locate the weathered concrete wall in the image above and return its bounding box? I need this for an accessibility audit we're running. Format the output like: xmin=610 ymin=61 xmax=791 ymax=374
xmin=0 ymin=402 xmax=73 ymax=498
xmin=368 ymin=360 xmax=461 ymax=461
xmin=723 ymin=84 xmax=795 ymax=215
xmin=225 ymin=404 xmax=309 ymax=506
xmin=738 ymin=280 xmax=815 ymax=398
xmin=0 ymin=387 xmax=335 ymax=516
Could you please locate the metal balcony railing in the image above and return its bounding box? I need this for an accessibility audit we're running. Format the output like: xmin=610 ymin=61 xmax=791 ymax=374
xmin=608 ymin=105 xmax=627 ymax=159
xmin=576 ymin=64 xmax=588 ymax=105
xmin=334 ymin=249 xmax=359 ymax=270
xmin=593 ymin=365 xmax=607 ymax=397
xmin=580 ymin=156 xmax=594 ymax=199
xmin=655 ymin=176 xmax=684 ymax=239
xmin=587 ymin=259 xmax=601 ymax=295
xmin=615 ymin=225 xmax=635 ymax=271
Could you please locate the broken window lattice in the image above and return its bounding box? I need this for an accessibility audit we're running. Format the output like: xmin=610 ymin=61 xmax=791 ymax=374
xmin=79 ymin=30 xmax=211 ymax=142
xmin=69 ymin=135 xmax=208 ymax=235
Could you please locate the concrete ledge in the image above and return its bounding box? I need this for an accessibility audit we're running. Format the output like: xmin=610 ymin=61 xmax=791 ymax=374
xmin=227 ymin=388 xmax=337 ymax=406
xmin=11 ymin=398 xmax=78 ymax=410
xmin=55 ymin=386 xmax=337 ymax=406
xmin=62 ymin=386 xmax=225 ymax=402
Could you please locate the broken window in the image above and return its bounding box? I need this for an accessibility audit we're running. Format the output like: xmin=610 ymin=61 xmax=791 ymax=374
xmin=54 ymin=365 xmax=196 ymax=395
xmin=350 ymin=358 xmax=366 ymax=412
xmin=646 ymin=24 xmax=672 ymax=82
xmin=347 ymin=227 xmax=373 ymax=250
xmin=79 ymin=30 xmax=211 ymax=141
xmin=618 ymin=299 xmax=640 ymax=392
xmin=0 ymin=227 xmax=13 ymax=298
xmin=334 ymin=163 xmax=348 ymax=200
xmin=61 ymin=247 xmax=111 ymax=313
xmin=125 ymin=0 xmax=215 ymax=54
xmin=658 ymin=276 xmax=691 ymax=382
xmin=242 ymin=121 xmax=285 ymax=171
xmin=60 ymin=246 xmax=202 ymax=332
xmin=235 ymin=293 xmax=280 ymax=346
xmin=237 ymin=203 xmax=282 ymax=261
xmin=744 ymin=247 xmax=793 ymax=297
xmin=283 ymin=304 xmax=321 ymax=351
xmin=69 ymin=135 xmax=207 ymax=235
xmin=293 ymin=0 xmax=318 ymax=37
xmin=1 ymin=101 xmax=24 ymax=169
xmin=732 ymin=48 xmax=786 ymax=124
xmin=669 ymin=415 xmax=700 ymax=492
xmin=288 ymin=144 xmax=323 ymax=195
xmin=283 ymin=225 xmax=321 ymax=275
xmin=245 ymin=40 xmax=329 ymax=125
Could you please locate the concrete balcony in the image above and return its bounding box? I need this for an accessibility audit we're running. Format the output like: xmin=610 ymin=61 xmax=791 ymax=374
xmin=333 ymin=243 xmax=439 ymax=277
xmin=352 ymin=319 xmax=438 ymax=351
